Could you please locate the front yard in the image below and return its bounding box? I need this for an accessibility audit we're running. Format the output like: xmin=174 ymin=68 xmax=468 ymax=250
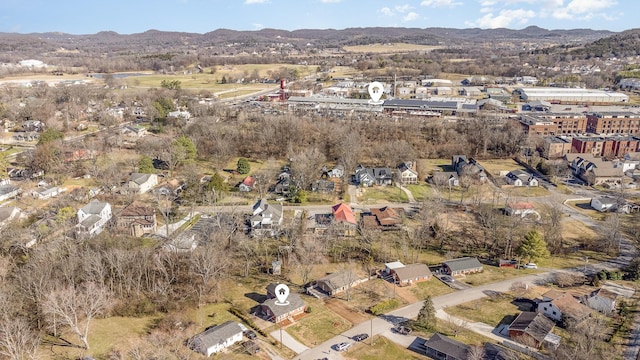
xmin=358 ymin=186 xmax=409 ymax=204
xmin=285 ymin=308 xmax=352 ymax=346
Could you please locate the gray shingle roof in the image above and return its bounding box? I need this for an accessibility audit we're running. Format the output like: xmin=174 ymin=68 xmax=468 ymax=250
xmin=509 ymin=311 xmax=555 ymax=343
xmin=442 ymin=257 xmax=483 ymax=272
xmin=425 ymin=333 xmax=469 ymax=359
xmin=190 ymin=321 xmax=243 ymax=354
xmin=261 ymin=293 xmax=306 ymax=318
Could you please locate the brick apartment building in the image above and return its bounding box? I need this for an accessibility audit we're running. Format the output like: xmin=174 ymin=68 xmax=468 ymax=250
xmin=518 ymin=113 xmax=587 ymax=136
xmin=586 ymin=112 xmax=640 ymax=134
xmin=571 ymin=135 xmax=640 ymax=158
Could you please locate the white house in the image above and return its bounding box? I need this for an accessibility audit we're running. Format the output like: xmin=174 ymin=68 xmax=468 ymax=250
xmin=0 ymin=182 xmax=20 ymax=203
xmin=188 ymin=321 xmax=244 ymax=356
xmin=397 ymin=162 xmax=419 ymax=185
xmin=250 ymin=199 xmax=283 ymax=236
xmin=585 ymin=288 xmax=618 ymax=314
xmin=538 ymin=290 xmax=591 ymax=322
xmin=505 ymin=202 xmax=539 ymax=219
xmin=31 ymin=186 xmax=63 ymax=200
xmin=128 ymin=173 xmax=158 ymax=194
xmin=76 ymin=200 xmax=112 ymax=237
xmin=505 ymin=170 xmax=539 ymax=187
xmin=590 ymin=196 xmax=618 ymax=212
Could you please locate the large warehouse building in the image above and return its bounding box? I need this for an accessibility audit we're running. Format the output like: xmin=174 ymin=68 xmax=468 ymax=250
xmin=515 ymin=87 xmax=629 ymax=104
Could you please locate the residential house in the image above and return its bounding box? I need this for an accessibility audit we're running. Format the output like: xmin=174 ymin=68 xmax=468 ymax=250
xmin=566 ymin=154 xmax=623 ymax=186
xmin=311 ymin=179 xmax=335 ymax=193
xmin=327 ymin=165 xmax=344 ymax=178
xmin=505 ymin=202 xmax=539 ymax=219
xmin=332 ymin=203 xmax=356 ymax=225
xmin=128 ymin=173 xmax=158 ymax=194
xmin=590 ymin=196 xmax=620 ymax=212
xmin=121 ymin=125 xmax=147 ymax=139
xmin=167 ymin=110 xmax=191 ymax=120
xmin=424 ymin=332 xmax=470 ymax=360
xmin=153 ymin=179 xmax=185 ymax=197
xmin=22 ymin=120 xmax=45 ymax=132
xmin=31 ymin=186 xmax=63 ymax=200
xmin=239 ymin=176 xmax=255 ymax=192
xmin=391 ymin=263 xmax=432 ymax=286
xmin=258 ymin=293 xmax=306 ymax=324
xmin=397 ymin=162 xmax=419 ymax=184
xmin=441 ymin=257 xmax=483 ymax=276
xmin=76 ymin=199 xmax=112 ymax=237
xmin=538 ymin=290 xmax=591 ymax=323
xmin=187 ymin=321 xmax=244 ymax=356
xmin=315 ymin=271 xmax=362 ymax=296
xmin=585 ymin=288 xmax=618 ymax=314
xmin=0 ymin=206 xmax=21 ymax=229
xmin=429 ymin=171 xmax=459 ymax=187
xmin=0 ymin=182 xmax=20 ymax=203
xmin=361 ymin=206 xmax=402 ymax=230
xmin=452 ymin=155 xmax=487 ymax=182
xmin=116 ymin=201 xmax=157 ymax=237
xmin=250 ymin=199 xmax=283 ymax=236
xmin=383 ymin=261 xmax=405 ymax=277
xmin=354 ymin=165 xmax=393 ymax=186
xmin=505 ymin=170 xmax=539 ymax=187
xmin=508 ymin=311 xmax=559 ymax=349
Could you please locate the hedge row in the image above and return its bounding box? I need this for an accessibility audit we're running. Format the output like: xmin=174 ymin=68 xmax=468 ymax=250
xmin=228 ymin=307 xmax=268 ymax=338
xmin=369 ymin=299 xmax=400 ymax=315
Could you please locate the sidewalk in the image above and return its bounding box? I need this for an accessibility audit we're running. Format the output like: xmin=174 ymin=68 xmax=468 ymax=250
xmin=155 ymin=211 xmax=199 ymax=237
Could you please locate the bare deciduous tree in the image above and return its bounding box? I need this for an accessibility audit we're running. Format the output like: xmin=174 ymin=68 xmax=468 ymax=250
xmin=0 ymin=315 xmax=40 ymax=360
xmin=43 ymin=282 xmax=111 ymax=350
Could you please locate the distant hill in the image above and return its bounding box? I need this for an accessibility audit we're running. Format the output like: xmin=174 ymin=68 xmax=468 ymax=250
xmin=569 ymin=28 xmax=640 ymax=58
xmin=0 ymin=26 xmax=616 ymax=55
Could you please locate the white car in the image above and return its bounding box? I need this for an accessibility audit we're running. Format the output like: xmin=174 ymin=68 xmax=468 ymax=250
xmin=523 ymin=263 xmax=538 ymax=269
xmin=334 ymin=342 xmax=351 ymax=351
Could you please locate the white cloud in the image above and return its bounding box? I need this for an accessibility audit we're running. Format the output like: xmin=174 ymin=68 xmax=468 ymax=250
xmin=403 ymin=12 xmax=421 ymax=22
xmin=468 ymin=8 xmax=536 ymax=28
xmin=379 ymin=7 xmax=394 ymax=16
xmin=320 ymin=0 xmax=342 ymax=3
xmin=420 ymin=0 xmax=462 ymax=7
xmin=245 ymin=0 xmax=268 ymax=4
xmin=395 ymin=4 xmax=412 ymax=13
xmin=553 ymin=0 xmax=617 ymax=19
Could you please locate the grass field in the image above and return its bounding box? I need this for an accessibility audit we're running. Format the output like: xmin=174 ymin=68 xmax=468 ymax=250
xmin=349 ymin=336 xmax=424 ymax=359
xmin=502 ymin=185 xmax=550 ymax=197
xmin=444 ymin=293 xmax=524 ymax=326
xmin=477 ymin=159 xmax=521 ymax=176
xmin=343 ymin=43 xmax=443 ymax=53
xmin=404 ymin=184 xmax=431 ymax=201
xmin=459 ymin=266 xmax=539 ymax=287
xmin=359 ymin=186 xmax=409 ymax=204
xmin=415 ymin=158 xmax=453 ymax=177
xmin=410 ymin=279 xmax=456 ymax=300
xmin=286 ymin=308 xmax=352 ymax=346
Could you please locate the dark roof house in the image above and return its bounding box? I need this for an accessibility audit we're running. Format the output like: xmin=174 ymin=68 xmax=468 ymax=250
xmin=508 ymin=311 xmax=559 ymax=348
xmin=442 ymin=257 xmax=483 ymax=276
xmin=424 ymin=332 xmax=469 ymax=360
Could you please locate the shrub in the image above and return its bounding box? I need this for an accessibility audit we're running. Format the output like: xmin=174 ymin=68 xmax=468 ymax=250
xmin=369 ymin=299 xmax=400 ymax=315
xmin=229 ymin=307 xmax=268 ymax=337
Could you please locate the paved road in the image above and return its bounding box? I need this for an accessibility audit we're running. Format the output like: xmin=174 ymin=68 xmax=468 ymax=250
xmin=292 ymin=272 xmax=545 ymax=360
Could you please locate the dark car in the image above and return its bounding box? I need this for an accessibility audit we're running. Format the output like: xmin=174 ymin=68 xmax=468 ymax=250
xmin=441 ymin=275 xmax=455 ymax=283
xmin=353 ymin=333 xmax=369 ymax=341
xmin=244 ymin=330 xmax=257 ymax=340
xmin=395 ymin=326 xmax=412 ymax=335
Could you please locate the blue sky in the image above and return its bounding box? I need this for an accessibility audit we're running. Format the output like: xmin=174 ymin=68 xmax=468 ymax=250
xmin=0 ymin=0 xmax=635 ymax=34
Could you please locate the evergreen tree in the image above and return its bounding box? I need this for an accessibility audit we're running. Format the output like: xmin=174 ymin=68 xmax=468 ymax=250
xmin=206 ymin=172 xmax=229 ymax=194
xmin=517 ymin=230 xmax=550 ymax=263
xmin=237 ymin=158 xmax=250 ymax=174
xmin=138 ymin=155 xmax=154 ymax=174
xmin=416 ymin=296 xmax=436 ymax=330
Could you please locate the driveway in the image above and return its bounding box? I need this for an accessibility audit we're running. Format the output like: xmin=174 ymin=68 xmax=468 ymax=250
xmin=270 ymin=328 xmax=309 ymax=354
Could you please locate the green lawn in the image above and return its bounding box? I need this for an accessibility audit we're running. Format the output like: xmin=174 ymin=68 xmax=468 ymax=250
xmin=359 ymin=186 xmax=409 ymax=204
xmin=411 ymin=279 xmax=456 ymax=299
xmin=444 ymin=293 xmax=521 ymax=326
xmin=460 ymin=266 xmax=539 ymax=287
xmin=404 ymin=184 xmax=432 ymax=201
xmin=349 ymin=336 xmax=424 ymax=359
xmin=502 ymin=185 xmax=550 ymax=197
xmin=286 ymin=308 xmax=352 ymax=346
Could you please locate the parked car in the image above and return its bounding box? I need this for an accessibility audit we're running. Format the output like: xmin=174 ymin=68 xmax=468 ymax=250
xmin=334 ymin=342 xmax=351 ymax=351
xmin=244 ymin=330 xmax=257 ymax=339
xmin=395 ymin=326 xmax=412 ymax=335
xmin=353 ymin=333 xmax=369 ymax=341
xmin=523 ymin=263 xmax=538 ymax=269
xmin=441 ymin=275 xmax=455 ymax=283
